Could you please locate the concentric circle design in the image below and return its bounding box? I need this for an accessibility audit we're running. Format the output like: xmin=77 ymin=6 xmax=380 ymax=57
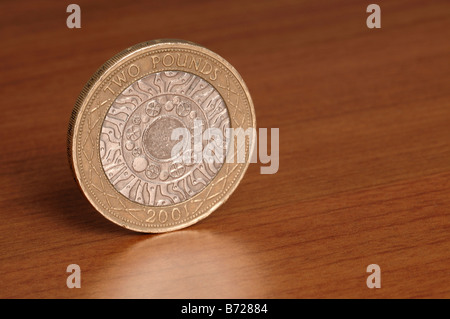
xmin=100 ymin=71 xmax=230 ymax=207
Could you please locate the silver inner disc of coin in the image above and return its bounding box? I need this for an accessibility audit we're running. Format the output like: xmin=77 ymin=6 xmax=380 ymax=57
xmin=100 ymin=71 xmax=230 ymax=206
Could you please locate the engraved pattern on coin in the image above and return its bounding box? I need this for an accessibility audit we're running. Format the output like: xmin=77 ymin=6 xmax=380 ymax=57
xmin=100 ymin=71 xmax=230 ymax=206
xmin=70 ymin=41 xmax=255 ymax=232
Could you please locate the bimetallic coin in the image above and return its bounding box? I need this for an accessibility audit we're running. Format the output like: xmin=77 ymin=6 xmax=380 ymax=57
xmin=67 ymin=39 xmax=256 ymax=233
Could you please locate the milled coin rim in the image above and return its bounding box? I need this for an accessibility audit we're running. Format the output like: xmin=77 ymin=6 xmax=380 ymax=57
xmin=68 ymin=39 xmax=256 ymax=233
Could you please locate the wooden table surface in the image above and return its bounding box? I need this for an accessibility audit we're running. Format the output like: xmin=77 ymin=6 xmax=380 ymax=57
xmin=1 ymin=0 xmax=449 ymax=299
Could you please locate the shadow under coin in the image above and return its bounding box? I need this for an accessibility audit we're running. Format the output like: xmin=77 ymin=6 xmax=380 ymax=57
xmin=87 ymin=229 xmax=267 ymax=298
xmin=22 ymin=151 xmax=132 ymax=235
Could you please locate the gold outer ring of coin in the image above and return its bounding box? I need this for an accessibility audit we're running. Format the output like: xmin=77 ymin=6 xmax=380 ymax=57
xmin=67 ymin=39 xmax=256 ymax=233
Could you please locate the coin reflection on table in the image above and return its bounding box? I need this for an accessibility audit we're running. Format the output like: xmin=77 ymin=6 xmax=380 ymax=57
xmin=87 ymin=231 xmax=267 ymax=298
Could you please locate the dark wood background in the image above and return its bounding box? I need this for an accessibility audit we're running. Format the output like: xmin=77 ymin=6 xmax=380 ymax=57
xmin=0 ymin=0 xmax=449 ymax=298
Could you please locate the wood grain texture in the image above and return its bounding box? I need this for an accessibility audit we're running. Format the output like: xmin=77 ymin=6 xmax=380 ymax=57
xmin=0 ymin=0 xmax=449 ymax=298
